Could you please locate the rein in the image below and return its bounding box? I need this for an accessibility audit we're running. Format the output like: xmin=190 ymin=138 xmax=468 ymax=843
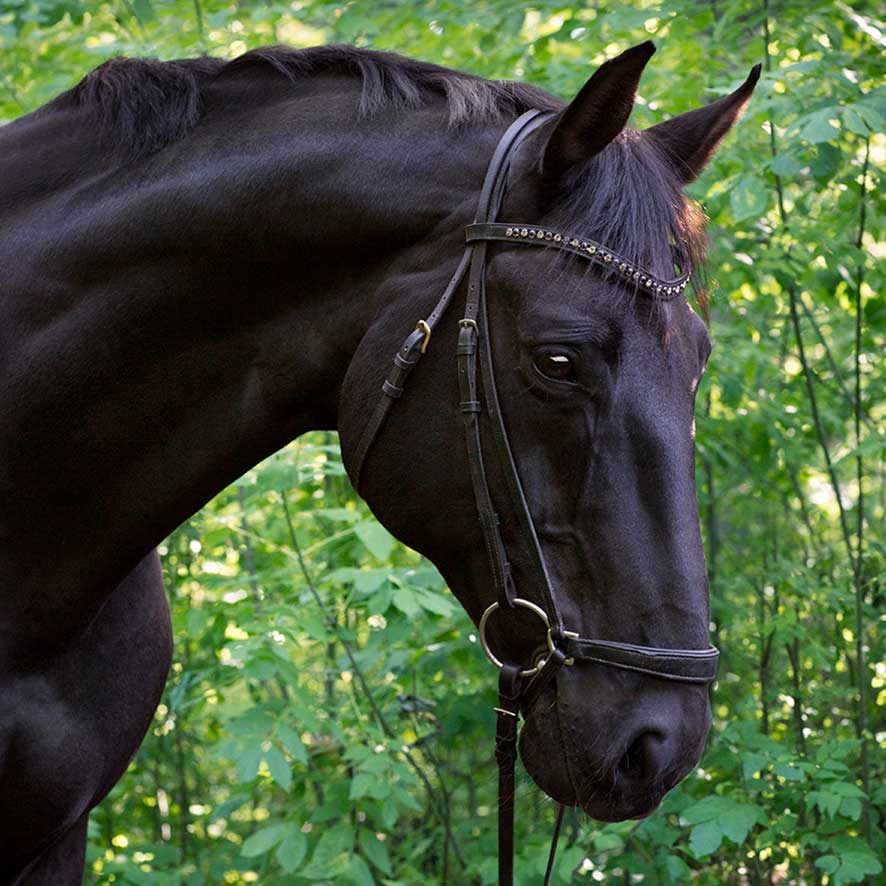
xmin=351 ymin=110 xmax=719 ymax=884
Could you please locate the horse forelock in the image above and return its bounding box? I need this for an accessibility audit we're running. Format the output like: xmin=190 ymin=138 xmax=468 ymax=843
xmin=549 ymin=130 xmax=709 ymax=317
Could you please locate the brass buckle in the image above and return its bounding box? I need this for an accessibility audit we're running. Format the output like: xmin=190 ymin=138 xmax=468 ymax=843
xmin=415 ymin=320 xmax=432 ymax=353
xmin=479 ymin=598 xmax=555 ymax=678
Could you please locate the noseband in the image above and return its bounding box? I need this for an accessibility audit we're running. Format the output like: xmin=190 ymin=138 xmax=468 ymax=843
xmin=351 ymin=110 xmax=719 ymax=885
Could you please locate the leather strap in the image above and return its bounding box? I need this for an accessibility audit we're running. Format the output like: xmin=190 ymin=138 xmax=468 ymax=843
xmin=351 ymin=248 xmax=472 ymax=489
xmin=543 ymin=805 xmax=566 ymax=886
xmin=562 ymin=638 xmax=720 ymax=683
xmin=495 ymin=664 xmax=523 ymax=886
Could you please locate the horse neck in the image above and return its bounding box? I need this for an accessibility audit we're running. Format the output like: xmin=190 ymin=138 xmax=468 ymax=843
xmin=0 ymin=74 xmax=492 ymax=645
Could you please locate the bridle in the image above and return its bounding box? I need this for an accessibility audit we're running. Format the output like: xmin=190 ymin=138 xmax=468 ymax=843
xmin=351 ymin=110 xmax=719 ymax=884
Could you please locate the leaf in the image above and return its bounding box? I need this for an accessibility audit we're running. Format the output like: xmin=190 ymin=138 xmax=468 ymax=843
xmin=278 ymin=724 xmax=308 ymax=763
xmin=354 ymin=522 xmax=395 ymax=561
xmin=742 ymin=753 xmax=767 ymax=781
xmin=414 ymin=587 xmax=455 ymax=616
xmin=367 ymin=584 xmax=392 ymax=614
xmin=798 ymin=108 xmax=840 ymax=143
xmin=770 ymin=152 xmax=803 ymax=177
xmin=729 ymin=175 xmax=768 ymax=222
xmin=391 ymin=586 xmax=421 ymax=618
xmin=307 ymin=823 xmax=355 ymax=869
xmin=815 ymin=854 xmax=840 ymax=874
xmin=349 ymin=772 xmax=375 ymax=800
xmin=381 ymin=798 xmax=399 ymax=830
xmin=347 ymin=854 xmax=375 ymax=886
xmin=719 ymin=803 xmax=765 ymax=844
xmin=809 ymin=143 xmax=840 ymax=181
xmin=831 ymin=782 xmax=866 ymax=798
xmin=689 ymin=820 xmax=723 ymax=857
xmin=241 ymin=823 xmax=286 ymax=858
xmin=774 ymin=761 xmax=805 ymax=781
xmin=855 ymin=102 xmax=886 ymax=134
xmin=830 ymin=837 xmax=883 ymax=885
xmin=681 ymin=795 xmax=737 ymax=824
xmin=235 ymin=745 xmax=263 ymax=783
xmin=276 ymin=827 xmax=308 ymax=873
xmin=265 ymin=745 xmax=292 ymax=791
xmin=665 ymin=854 xmax=692 ymax=880
xmin=359 ymin=830 xmax=392 ymax=875
xmin=131 ymin=0 xmax=154 ymax=21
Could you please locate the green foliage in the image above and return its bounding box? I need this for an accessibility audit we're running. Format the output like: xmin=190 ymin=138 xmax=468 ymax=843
xmin=2 ymin=0 xmax=883 ymax=882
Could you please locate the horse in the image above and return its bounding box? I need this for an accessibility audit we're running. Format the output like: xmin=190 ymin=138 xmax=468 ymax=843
xmin=0 ymin=40 xmax=758 ymax=883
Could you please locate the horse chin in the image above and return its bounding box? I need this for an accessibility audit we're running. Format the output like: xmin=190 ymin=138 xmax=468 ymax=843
xmin=517 ymin=689 xmax=673 ymax=824
xmin=519 ymin=713 xmax=668 ymax=821
xmin=517 ymin=706 xmax=578 ymax=807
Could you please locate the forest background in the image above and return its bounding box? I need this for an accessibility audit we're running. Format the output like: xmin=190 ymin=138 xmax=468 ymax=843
xmin=2 ymin=0 xmax=884 ymax=883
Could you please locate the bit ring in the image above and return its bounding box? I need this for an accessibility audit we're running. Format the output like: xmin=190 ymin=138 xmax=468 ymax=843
xmin=478 ymin=598 xmax=555 ymax=677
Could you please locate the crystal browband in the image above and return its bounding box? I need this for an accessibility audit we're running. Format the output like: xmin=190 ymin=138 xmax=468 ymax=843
xmin=465 ymin=222 xmax=692 ymax=298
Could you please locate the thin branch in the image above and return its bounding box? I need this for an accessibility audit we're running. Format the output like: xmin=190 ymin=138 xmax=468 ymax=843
xmin=192 ymin=0 xmax=205 ymax=42
xmin=852 ymin=135 xmax=872 ymax=846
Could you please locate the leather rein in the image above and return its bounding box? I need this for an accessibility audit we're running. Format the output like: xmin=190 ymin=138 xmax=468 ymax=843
xmin=351 ymin=110 xmax=719 ymax=884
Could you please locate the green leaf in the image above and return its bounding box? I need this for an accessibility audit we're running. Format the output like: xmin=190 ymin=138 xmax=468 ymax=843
xmin=367 ymin=584 xmax=392 ymax=614
xmin=307 ymin=823 xmax=355 ymax=869
xmin=729 ymin=175 xmax=768 ymax=222
xmin=235 ymin=745 xmax=263 ymax=783
xmin=391 ymin=586 xmax=421 ymax=618
xmin=349 ymin=772 xmax=375 ymax=800
xmin=689 ymin=821 xmax=723 ymax=857
xmin=831 ymin=782 xmax=865 ymax=798
xmin=131 ymin=0 xmax=154 ymax=22
xmin=347 ymin=854 xmax=375 ymax=886
xmin=831 ymin=838 xmax=883 ymax=885
xmin=278 ymin=724 xmax=308 ymax=763
xmin=742 ymin=753 xmax=767 ymax=781
xmin=809 ymin=143 xmax=840 ymax=181
xmin=665 ymin=854 xmax=692 ymax=880
xmin=815 ymin=854 xmax=840 ymax=874
xmin=855 ymin=102 xmax=886 ymax=134
xmin=774 ymin=761 xmax=805 ymax=781
xmin=798 ymin=108 xmax=840 ymax=143
xmin=681 ymin=795 xmax=737 ymax=824
xmin=839 ymin=797 xmax=862 ymax=819
xmin=770 ymin=152 xmax=803 ymax=177
xmin=719 ymin=803 xmax=765 ymax=844
xmin=359 ymin=830 xmax=392 ymax=875
xmin=354 ymin=521 xmax=395 ymax=561
xmin=276 ymin=827 xmax=307 ymax=873
xmin=265 ymin=745 xmax=292 ymax=791
xmin=381 ymin=798 xmax=399 ymax=830
xmin=241 ymin=823 xmax=286 ymax=858
xmin=414 ymin=587 xmax=455 ymax=616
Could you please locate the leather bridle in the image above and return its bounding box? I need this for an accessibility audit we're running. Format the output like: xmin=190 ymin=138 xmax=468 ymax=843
xmin=351 ymin=110 xmax=719 ymax=885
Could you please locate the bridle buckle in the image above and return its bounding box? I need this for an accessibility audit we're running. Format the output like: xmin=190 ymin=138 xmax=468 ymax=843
xmin=415 ymin=319 xmax=432 ymax=353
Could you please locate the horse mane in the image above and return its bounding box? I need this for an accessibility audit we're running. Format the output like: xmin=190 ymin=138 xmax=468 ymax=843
xmin=47 ymin=45 xmax=562 ymax=158
xmin=45 ymin=44 xmax=707 ymax=310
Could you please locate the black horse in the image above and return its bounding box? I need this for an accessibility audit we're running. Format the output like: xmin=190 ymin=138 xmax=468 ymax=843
xmin=0 ymin=41 xmax=757 ymax=883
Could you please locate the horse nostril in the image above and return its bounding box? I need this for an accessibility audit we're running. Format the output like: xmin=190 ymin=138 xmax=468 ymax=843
xmin=618 ymin=730 xmax=669 ymax=783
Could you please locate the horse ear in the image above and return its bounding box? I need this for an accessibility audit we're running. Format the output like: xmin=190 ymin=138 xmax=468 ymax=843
xmin=645 ymin=64 xmax=762 ymax=183
xmin=541 ymin=41 xmax=656 ymax=180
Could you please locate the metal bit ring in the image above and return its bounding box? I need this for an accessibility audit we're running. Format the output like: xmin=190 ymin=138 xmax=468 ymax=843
xmin=478 ymin=598 xmax=554 ymax=677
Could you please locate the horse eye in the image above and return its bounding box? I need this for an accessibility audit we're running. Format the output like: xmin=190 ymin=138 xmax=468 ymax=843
xmin=534 ymin=352 xmax=576 ymax=383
